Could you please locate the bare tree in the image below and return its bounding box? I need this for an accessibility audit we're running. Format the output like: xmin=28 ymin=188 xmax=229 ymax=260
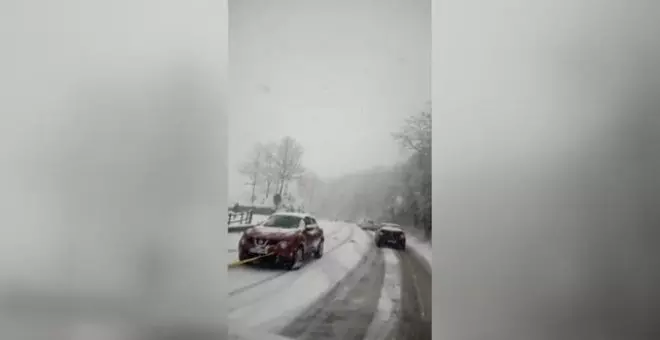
xmin=392 ymin=109 xmax=431 ymax=156
xmin=270 ymin=136 xmax=305 ymax=196
xmin=259 ymin=142 xmax=278 ymax=199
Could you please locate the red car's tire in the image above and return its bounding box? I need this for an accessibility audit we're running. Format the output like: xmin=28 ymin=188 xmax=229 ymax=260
xmin=314 ymin=240 xmax=324 ymax=258
xmin=286 ymin=247 xmax=304 ymax=271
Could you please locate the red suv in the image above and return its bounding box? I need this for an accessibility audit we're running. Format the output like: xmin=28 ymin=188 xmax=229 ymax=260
xmin=238 ymin=212 xmax=324 ymax=270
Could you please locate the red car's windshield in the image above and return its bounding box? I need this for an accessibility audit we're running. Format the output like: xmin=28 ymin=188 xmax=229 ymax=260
xmin=262 ymin=215 xmax=301 ymax=228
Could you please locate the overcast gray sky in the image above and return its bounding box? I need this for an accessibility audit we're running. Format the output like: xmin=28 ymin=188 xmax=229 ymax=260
xmin=228 ymin=0 xmax=430 ymax=201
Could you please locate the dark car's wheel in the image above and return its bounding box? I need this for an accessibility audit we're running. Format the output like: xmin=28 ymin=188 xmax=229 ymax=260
xmin=314 ymin=240 xmax=324 ymax=258
xmin=400 ymin=243 xmax=406 ymax=251
xmin=286 ymin=247 xmax=305 ymax=271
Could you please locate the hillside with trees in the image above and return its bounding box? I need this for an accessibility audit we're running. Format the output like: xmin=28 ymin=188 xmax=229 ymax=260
xmin=303 ymin=106 xmax=432 ymax=238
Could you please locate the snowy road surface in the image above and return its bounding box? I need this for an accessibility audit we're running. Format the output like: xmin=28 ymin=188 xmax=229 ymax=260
xmin=391 ymin=234 xmax=432 ymax=339
xmin=228 ymin=222 xmax=432 ymax=339
xmin=276 ymin=228 xmax=432 ymax=340
xmin=228 ymin=221 xmax=372 ymax=334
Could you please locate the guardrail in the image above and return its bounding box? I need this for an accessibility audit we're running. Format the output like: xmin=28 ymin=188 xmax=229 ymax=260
xmin=228 ymin=211 xmax=253 ymax=225
xmin=228 ymin=224 xmax=254 ymax=233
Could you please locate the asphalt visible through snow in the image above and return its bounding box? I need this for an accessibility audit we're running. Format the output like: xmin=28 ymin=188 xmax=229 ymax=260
xmin=278 ymin=236 xmax=432 ymax=340
xmin=279 ymin=241 xmax=385 ymax=340
xmin=388 ymin=248 xmax=432 ymax=340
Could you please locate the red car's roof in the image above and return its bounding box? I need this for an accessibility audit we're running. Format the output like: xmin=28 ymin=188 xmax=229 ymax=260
xmin=271 ymin=212 xmax=314 ymax=219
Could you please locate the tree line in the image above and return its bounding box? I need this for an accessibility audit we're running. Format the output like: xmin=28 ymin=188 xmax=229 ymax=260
xmin=299 ymin=105 xmax=432 ymax=238
xmin=391 ymin=107 xmax=432 ymax=238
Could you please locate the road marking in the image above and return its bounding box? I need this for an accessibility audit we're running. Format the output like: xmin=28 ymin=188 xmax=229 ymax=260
xmin=363 ymin=249 xmax=401 ymax=340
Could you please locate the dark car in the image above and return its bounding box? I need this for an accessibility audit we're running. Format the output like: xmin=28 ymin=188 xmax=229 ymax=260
xmin=238 ymin=212 xmax=324 ymax=270
xmin=374 ymin=223 xmax=406 ymax=250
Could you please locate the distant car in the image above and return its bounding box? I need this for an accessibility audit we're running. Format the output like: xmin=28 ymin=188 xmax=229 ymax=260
xmin=374 ymin=223 xmax=406 ymax=250
xmin=238 ymin=212 xmax=325 ymax=270
xmin=358 ymin=219 xmax=379 ymax=230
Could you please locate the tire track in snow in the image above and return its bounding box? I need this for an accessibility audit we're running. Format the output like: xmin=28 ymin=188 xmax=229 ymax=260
xmin=363 ymin=248 xmax=401 ymax=340
xmin=278 ymin=234 xmax=383 ymax=339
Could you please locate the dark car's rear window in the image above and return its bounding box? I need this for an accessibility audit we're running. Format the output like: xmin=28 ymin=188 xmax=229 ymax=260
xmin=262 ymin=215 xmax=302 ymax=228
xmin=380 ymin=228 xmax=402 ymax=235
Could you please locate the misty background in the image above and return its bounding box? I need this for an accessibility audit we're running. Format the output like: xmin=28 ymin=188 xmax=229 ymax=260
xmin=2 ymin=0 xmax=659 ymax=339
xmin=0 ymin=0 xmax=227 ymax=338
xmin=229 ymin=0 xmax=431 ymax=229
xmin=434 ymin=1 xmax=660 ymax=339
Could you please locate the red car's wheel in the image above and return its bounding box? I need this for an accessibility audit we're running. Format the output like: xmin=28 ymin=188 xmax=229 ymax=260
xmin=286 ymin=247 xmax=304 ymax=271
xmin=314 ymin=240 xmax=324 ymax=258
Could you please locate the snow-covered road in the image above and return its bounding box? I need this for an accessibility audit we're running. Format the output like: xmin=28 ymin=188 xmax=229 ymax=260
xmin=277 ymin=227 xmax=432 ymax=340
xmin=227 ymin=222 xmax=433 ymax=339
xmin=227 ymin=221 xmax=371 ymax=334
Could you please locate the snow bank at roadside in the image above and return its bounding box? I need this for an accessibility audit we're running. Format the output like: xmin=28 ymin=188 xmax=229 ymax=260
xmin=406 ymin=232 xmax=432 ymax=272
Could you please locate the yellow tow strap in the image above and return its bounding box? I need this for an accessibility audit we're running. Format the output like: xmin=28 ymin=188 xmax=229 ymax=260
xmin=227 ymin=252 xmax=274 ymax=268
